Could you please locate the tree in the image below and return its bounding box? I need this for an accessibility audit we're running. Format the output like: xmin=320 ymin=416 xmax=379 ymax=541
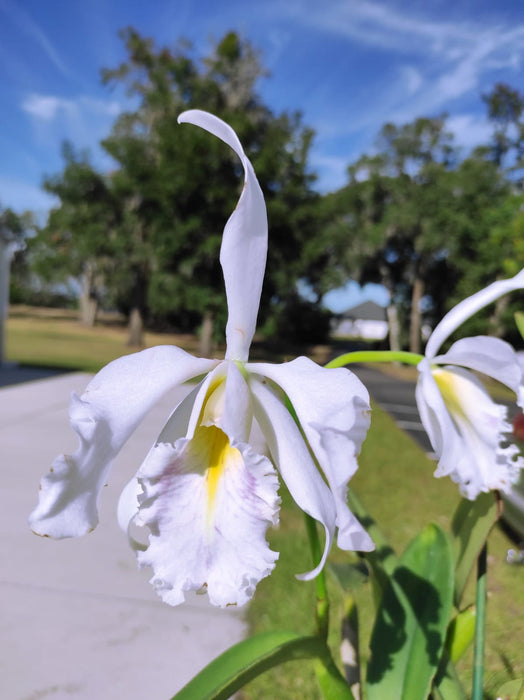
xmin=34 ymin=144 xmax=119 ymax=326
xmin=447 ymin=185 xmax=524 ymax=342
xmin=34 ymin=29 xmax=321 ymax=348
xmin=319 ymin=117 xmax=460 ymax=352
xmin=97 ymin=28 xmax=318 ymax=348
xmin=318 ymin=112 xmax=518 ymax=351
xmin=0 ymin=205 xmax=34 ymax=363
xmin=482 ymin=82 xmax=524 ymax=181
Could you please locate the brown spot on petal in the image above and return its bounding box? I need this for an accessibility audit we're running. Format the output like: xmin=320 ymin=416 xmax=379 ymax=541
xmin=31 ymin=530 xmax=50 ymax=538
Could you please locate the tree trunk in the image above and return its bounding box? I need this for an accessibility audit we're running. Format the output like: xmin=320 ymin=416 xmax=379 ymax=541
xmin=127 ymin=307 xmax=144 ymax=347
xmin=489 ymin=293 xmax=509 ymax=338
xmin=79 ymin=266 xmax=98 ymax=326
xmin=0 ymin=239 xmax=11 ymax=365
xmin=80 ymin=295 xmax=98 ymax=327
xmin=200 ymin=310 xmax=214 ymax=357
xmin=409 ymin=274 xmax=425 ymax=354
xmin=386 ymin=304 xmax=401 ymax=353
xmin=380 ymin=264 xmax=401 ymax=354
xmin=127 ymin=263 xmax=147 ymax=347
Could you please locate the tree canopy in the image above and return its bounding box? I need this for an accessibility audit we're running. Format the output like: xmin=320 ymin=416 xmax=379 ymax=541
xmin=16 ymin=32 xmax=524 ymax=351
xmin=31 ymin=29 xmax=318 ymax=347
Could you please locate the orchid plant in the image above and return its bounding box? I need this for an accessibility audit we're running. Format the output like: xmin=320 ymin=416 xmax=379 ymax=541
xmin=30 ymin=111 xmax=524 ymax=700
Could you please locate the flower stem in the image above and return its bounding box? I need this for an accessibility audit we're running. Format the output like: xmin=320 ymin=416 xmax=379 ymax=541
xmin=325 ymin=350 xmax=424 ymax=370
xmin=472 ymin=543 xmax=487 ymax=700
xmin=304 ymin=513 xmax=329 ymax=641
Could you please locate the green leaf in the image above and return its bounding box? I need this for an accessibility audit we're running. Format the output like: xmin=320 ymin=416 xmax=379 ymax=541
xmin=347 ymin=489 xmax=398 ymax=577
xmin=171 ymin=630 xmax=354 ymax=700
xmin=314 ymin=656 xmax=357 ymax=700
xmin=432 ymin=657 xmax=468 ymax=700
xmin=515 ymin=312 xmax=524 ymax=341
xmin=450 ymin=493 xmax=499 ymax=608
xmin=433 ymin=609 xmax=475 ymax=700
xmin=496 ymin=678 xmax=524 ymax=700
xmin=445 ymin=606 xmax=477 ymax=663
xmin=329 ymin=560 xmax=369 ymax=591
xmin=366 ymin=524 xmax=454 ymax=700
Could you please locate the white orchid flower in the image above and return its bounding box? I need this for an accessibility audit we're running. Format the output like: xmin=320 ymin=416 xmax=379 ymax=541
xmin=29 ymin=110 xmax=373 ymax=608
xmin=416 ymin=269 xmax=524 ymax=500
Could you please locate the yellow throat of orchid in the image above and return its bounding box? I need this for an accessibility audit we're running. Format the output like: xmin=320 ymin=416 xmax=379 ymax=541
xmin=195 ymin=425 xmax=241 ymax=529
xmin=432 ymin=368 xmax=468 ymax=423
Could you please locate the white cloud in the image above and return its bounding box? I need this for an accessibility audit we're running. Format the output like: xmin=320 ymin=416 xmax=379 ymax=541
xmin=280 ymin=0 xmax=524 ymax=120
xmin=19 ymin=93 xmax=123 ymax=182
xmin=22 ymin=94 xmax=122 ymax=122
xmin=401 ymin=66 xmax=423 ymax=96
xmin=0 ymin=0 xmax=72 ymax=79
xmin=21 ymin=93 xmax=123 ymax=162
xmin=22 ymin=95 xmax=71 ymax=121
xmin=288 ymin=0 xmax=524 ymax=66
xmin=447 ymin=113 xmax=492 ymax=151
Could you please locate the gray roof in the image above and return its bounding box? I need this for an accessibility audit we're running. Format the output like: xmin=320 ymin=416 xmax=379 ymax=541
xmin=339 ymin=300 xmax=387 ymax=321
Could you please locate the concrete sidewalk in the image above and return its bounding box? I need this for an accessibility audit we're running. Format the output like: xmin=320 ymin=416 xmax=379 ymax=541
xmin=0 ymin=373 xmax=245 ymax=700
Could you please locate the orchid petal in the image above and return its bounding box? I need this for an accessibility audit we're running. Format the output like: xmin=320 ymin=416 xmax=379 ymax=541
xmin=29 ymin=346 xmax=218 ymax=539
xmin=417 ymin=361 xmax=523 ymax=499
xmin=425 ymin=268 xmax=524 ymax=359
xmin=434 ymin=336 xmax=524 ymax=408
xmin=136 ymin=430 xmax=280 ymax=607
xmin=178 ymin=110 xmax=267 ymax=362
xmin=156 ymin=382 xmax=204 ymax=444
xmin=119 ymin=371 xmax=224 ymax=547
xmin=116 ymin=476 xmax=148 ymax=552
xmin=416 ymin=359 xmax=464 ymax=473
xmin=249 ymin=376 xmax=338 ymax=579
xmin=117 ymin=476 xmax=142 ymax=533
xmin=249 ymin=357 xmax=373 ymax=552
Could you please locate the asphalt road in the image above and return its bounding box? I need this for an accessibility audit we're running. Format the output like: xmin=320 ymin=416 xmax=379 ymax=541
xmin=351 ymin=364 xmax=435 ymax=456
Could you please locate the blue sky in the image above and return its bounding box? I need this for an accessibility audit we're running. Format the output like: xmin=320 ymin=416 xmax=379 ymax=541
xmin=1 ymin=0 xmax=524 ymax=310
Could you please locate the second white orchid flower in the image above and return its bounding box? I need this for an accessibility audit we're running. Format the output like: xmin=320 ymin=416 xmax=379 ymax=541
xmin=29 ymin=110 xmax=374 ymax=608
xmin=416 ymin=269 xmax=524 ymax=500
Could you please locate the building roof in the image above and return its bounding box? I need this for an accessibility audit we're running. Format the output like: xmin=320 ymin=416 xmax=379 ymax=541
xmin=339 ymin=300 xmax=387 ymax=322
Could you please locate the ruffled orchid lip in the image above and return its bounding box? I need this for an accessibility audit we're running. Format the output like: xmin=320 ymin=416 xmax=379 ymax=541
xmin=135 ymin=419 xmax=281 ymax=608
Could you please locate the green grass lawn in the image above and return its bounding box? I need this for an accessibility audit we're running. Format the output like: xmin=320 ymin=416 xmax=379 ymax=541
xmin=5 ymin=306 xmax=202 ymax=372
xmin=5 ymin=306 xmax=523 ymax=699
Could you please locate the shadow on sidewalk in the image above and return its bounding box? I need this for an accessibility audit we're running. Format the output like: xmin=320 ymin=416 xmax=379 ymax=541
xmin=0 ymin=363 xmax=72 ymax=388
